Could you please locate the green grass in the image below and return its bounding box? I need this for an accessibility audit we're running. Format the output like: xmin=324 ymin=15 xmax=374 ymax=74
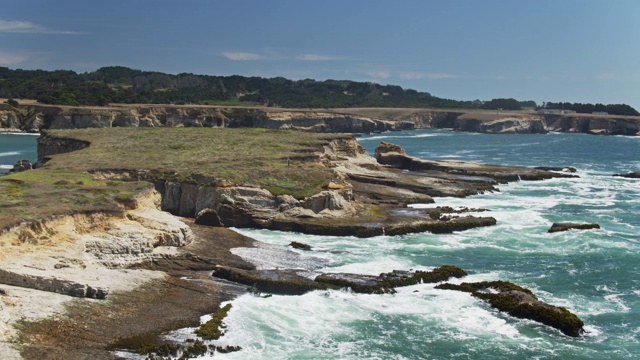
xmin=42 ymin=127 xmax=348 ymax=197
xmin=0 ymin=127 xmax=351 ymax=229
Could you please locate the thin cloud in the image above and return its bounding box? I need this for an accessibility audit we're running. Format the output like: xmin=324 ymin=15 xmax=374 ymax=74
xmin=0 ymin=20 xmax=84 ymax=34
xmin=222 ymin=52 xmax=263 ymax=61
xmin=596 ymin=73 xmax=616 ymax=81
xmin=295 ymin=54 xmax=345 ymax=61
xmin=399 ymin=72 xmax=455 ymax=80
xmin=398 ymin=71 xmax=506 ymax=81
xmin=366 ymin=71 xmax=391 ymax=79
xmin=0 ymin=54 xmax=29 ymax=66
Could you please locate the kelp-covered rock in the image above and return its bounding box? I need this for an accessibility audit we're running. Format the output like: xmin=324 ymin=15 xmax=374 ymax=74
xmin=315 ymin=265 xmax=467 ymax=294
xmin=548 ymin=222 xmax=600 ymax=233
xmin=195 ymin=304 xmax=232 ymax=340
xmin=435 ymin=281 xmax=585 ymax=337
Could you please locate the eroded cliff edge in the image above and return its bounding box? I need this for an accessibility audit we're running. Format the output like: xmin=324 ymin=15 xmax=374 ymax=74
xmin=1 ymin=103 xmax=639 ymax=135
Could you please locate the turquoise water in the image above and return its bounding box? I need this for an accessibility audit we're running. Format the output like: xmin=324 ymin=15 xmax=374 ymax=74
xmin=4 ymin=130 xmax=640 ymax=359
xmin=0 ymin=133 xmax=39 ymax=174
xmin=216 ymin=130 xmax=640 ymax=359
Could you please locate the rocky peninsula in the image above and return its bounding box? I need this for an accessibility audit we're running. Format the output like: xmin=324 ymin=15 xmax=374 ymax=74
xmin=1 ymin=128 xmax=586 ymax=358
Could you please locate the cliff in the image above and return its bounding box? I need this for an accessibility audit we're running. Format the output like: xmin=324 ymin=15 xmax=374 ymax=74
xmin=1 ymin=104 xmax=401 ymax=133
xmin=392 ymin=110 xmax=640 ymax=135
xmin=2 ymin=104 xmax=638 ymax=135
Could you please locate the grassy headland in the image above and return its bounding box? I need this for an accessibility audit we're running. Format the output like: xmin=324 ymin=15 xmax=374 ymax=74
xmin=0 ymin=128 xmax=350 ymax=230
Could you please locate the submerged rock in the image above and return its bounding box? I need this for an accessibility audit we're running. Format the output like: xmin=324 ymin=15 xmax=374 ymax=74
xmin=534 ymin=166 xmax=577 ymax=173
xmin=548 ymin=222 xmax=600 ymax=233
xmin=289 ymin=241 xmax=312 ymax=251
xmin=613 ymin=171 xmax=640 ymax=179
xmin=435 ymin=281 xmax=585 ymax=337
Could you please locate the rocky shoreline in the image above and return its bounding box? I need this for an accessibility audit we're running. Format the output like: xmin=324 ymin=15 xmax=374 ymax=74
xmin=1 ymin=129 xmax=590 ymax=358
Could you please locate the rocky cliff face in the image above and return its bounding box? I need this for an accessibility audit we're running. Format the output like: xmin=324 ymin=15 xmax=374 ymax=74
xmin=454 ymin=117 xmax=548 ymax=134
xmin=37 ymin=133 xmax=90 ymax=166
xmin=395 ymin=111 xmax=463 ymax=129
xmin=152 ymin=138 xmax=362 ymax=228
xmin=0 ymin=189 xmax=190 ymax=302
xmin=450 ymin=114 xmax=639 ymax=135
xmin=2 ymin=104 xmax=639 ymax=135
xmin=543 ymin=114 xmax=640 ymax=135
xmin=5 ymin=105 xmax=403 ymax=133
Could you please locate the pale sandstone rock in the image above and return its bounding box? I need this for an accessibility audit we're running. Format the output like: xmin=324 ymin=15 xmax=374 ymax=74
xmin=0 ymin=190 xmax=186 ymax=351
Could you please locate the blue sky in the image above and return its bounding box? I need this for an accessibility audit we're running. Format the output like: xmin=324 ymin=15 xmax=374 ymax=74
xmin=2 ymin=0 xmax=639 ymax=109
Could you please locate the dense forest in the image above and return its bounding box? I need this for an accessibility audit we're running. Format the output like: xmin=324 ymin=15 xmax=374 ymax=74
xmin=0 ymin=66 xmax=532 ymax=109
xmin=0 ymin=66 xmax=637 ymax=116
xmin=541 ymin=102 xmax=639 ymax=116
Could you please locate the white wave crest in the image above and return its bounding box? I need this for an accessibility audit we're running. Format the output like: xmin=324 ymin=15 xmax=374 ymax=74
xmin=0 ymin=151 xmax=20 ymax=157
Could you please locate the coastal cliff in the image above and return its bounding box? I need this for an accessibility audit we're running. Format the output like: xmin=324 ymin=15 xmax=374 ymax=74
xmin=2 ymin=104 xmax=638 ymax=135
xmin=0 ymin=128 xmax=588 ymax=357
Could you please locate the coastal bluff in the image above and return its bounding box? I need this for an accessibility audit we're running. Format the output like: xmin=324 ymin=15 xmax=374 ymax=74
xmin=1 ymin=103 xmax=639 ymax=135
xmin=32 ymin=128 xmax=576 ymax=238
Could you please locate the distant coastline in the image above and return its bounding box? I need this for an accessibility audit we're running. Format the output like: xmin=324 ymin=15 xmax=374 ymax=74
xmin=1 ymin=102 xmax=639 ymax=136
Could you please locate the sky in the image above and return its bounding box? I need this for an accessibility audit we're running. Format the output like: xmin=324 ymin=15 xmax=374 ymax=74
xmin=1 ymin=0 xmax=639 ymax=109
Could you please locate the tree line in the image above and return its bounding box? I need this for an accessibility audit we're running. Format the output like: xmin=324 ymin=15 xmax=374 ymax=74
xmin=0 ymin=66 xmax=637 ymax=116
xmin=541 ymin=102 xmax=639 ymax=116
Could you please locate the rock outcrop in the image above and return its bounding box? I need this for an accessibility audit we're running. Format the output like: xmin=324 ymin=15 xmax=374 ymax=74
xmin=211 ymin=265 xmax=467 ymax=295
xmin=211 ymin=265 xmax=331 ymax=295
xmin=0 ymin=190 xmax=192 ymax=298
xmin=289 ymin=241 xmax=312 ymax=250
xmin=315 ymin=265 xmax=467 ymax=294
xmin=212 ymin=263 xmax=585 ymax=337
xmin=8 ymin=159 xmax=32 ymax=173
xmin=374 ymin=141 xmax=578 ymax=183
xmin=436 ymin=281 xmax=585 ymax=337
xmin=547 ymin=222 xmax=601 ymax=233
xmin=613 ymin=171 xmax=640 ymax=179
xmin=0 ymin=269 xmax=108 ymax=299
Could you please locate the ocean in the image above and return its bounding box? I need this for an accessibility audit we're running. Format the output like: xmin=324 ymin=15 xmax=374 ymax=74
xmin=216 ymin=130 xmax=640 ymax=359
xmin=3 ymin=130 xmax=640 ymax=359
xmin=0 ymin=133 xmax=39 ymax=175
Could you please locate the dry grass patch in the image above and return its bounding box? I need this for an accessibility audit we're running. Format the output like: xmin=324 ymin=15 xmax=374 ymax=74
xmin=0 ymin=169 xmax=149 ymax=231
